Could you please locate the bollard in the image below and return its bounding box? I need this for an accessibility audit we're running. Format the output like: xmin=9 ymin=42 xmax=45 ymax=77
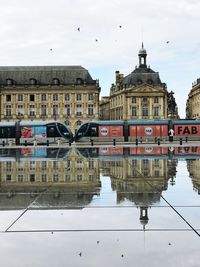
xmin=34 ymin=139 xmax=37 ymax=146
xmin=91 ymin=139 xmax=94 ymax=146
xmin=155 ymin=137 xmax=157 ymax=143
xmin=157 ymin=138 xmax=160 ymax=146
xmin=180 ymin=138 xmax=182 ymax=145
xmin=186 ymin=136 xmax=188 ymax=143
xmin=113 ymin=139 xmax=116 ymax=146
xmin=25 ymin=140 xmax=27 ymax=146
xmin=2 ymin=140 xmax=5 ymax=147
xmin=140 ymin=137 xmax=143 ymax=144
xmin=136 ymin=138 xmax=138 ymax=146
xmin=46 ymin=140 xmax=49 ymax=146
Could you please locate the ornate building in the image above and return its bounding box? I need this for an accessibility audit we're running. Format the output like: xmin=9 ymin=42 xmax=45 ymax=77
xmin=187 ymin=158 xmax=200 ymax=195
xmin=100 ymin=44 xmax=178 ymax=120
xmin=0 ymin=66 xmax=100 ymax=133
xmin=186 ymin=78 xmax=200 ymax=119
xmin=0 ymin=147 xmax=100 ymax=209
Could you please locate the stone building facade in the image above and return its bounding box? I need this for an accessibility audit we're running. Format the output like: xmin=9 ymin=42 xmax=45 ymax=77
xmin=100 ymin=44 xmax=178 ymax=120
xmin=0 ymin=66 xmax=100 ymax=133
xmin=186 ymin=78 xmax=200 ymax=119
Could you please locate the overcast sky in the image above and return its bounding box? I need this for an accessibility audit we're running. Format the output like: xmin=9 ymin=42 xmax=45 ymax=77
xmin=1 ymin=0 xmax=200 ymax=118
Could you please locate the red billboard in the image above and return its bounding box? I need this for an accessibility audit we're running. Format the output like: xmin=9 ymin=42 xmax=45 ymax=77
xmin=129 ymin=125 xmax=168 ymax=137
xmin=98 ymin=125 xmax=123 ymax=137
xmin=174 ymin=125 xmax=200 ymax=136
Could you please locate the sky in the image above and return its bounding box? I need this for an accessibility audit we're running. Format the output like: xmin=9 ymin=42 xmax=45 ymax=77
xmin=0 ymin=0 xmax=200 ymax=118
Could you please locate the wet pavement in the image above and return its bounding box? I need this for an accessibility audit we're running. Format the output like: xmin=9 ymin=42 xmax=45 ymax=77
xmin=0 ymin=146 xmax=200 ymax=266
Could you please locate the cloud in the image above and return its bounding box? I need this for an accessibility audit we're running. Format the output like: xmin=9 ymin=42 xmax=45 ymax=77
xmin=0 ymin=0 xmax=200 ymax=117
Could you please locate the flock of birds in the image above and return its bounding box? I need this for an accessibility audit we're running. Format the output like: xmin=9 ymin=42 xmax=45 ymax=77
xmin=49 ymin=25 xmax=170 ymax=51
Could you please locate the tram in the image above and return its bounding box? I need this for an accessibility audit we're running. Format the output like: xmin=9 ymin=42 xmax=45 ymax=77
xmin=0 ymin=121 xmax=73 ymax=145
xmin=74 ymin=119 xmax=200 ymax=143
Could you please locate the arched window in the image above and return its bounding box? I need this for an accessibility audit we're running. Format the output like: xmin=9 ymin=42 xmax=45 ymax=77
xmin=6 ymin=79 xmax=13 ymax=85
xmin=30 ymin=78 xmax=37 ymax=85
xmin=52 ymin=78 xmax=60 ymax=85
xmin=137 ymin=79 xmax=143 ymax=85
xmin=76 ymin=78 xmax=83 ymax=85
xmin=147 ymin=79 xmax=153 ymax=85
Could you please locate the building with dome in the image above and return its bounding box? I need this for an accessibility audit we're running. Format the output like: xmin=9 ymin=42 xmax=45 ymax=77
xmin=100 ymin=44 xmax=178 ymax=120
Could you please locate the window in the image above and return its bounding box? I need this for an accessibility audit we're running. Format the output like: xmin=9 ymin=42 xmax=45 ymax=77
xmin=89 ymin=174 xmax=94 ymax=181
xmin=18 ymin=94 xmax=23 ymax=101
xmin=6 ymin=174 xmax=11 ymax=181
xmin=77 ymin=174 xmax=82 ymax=181
xmin=29 ymin=105 xmax=35 ymax=116
xmin=64 ymin=104 xmax=70 ymax=116
xmin=132 ymin=96 xmax=136 ymax=103
xmin=88 ymin=104 xmax=94 ymax=116
xmin=6 ymin=162 xmax=12 ymax=171
xmin=41 ymin=174 xmax=47 ymax=182
xmin=88 ymin=93 xmax=93 ymax=100
xmin=52 ymin=78 xmax=60 ymax=85
xmin=6 ymin=95 xmax=11 ymax=102
xmin=6 ymin=105 xmax=12 ymax=116
xmin=142 ymin=106 xmax=148 ymax=116
xmin=53 ymin=94 xmax=58 ymax=101
xmin=65 ymin=94 xmax=70 ymax=101
xmin=154 ymin=96 xmax=159 ymax=103
xmin=30 ymin=174 xmax=35 ymax=182
xmin=6 ymin=79 xmax=13 ymax=86
xmin=153 ymin=107 xmax=159 ymax=116
xmin=30 ymin=95 xmax=35 ymax=102
xmin=65 ymin=175 xmax=70 ymax=181
xmin=30 ymin=79 xmax=36 ymax=85
xmin=76 ymin=94 xmax=82 ymax=101
xmin=30 ymin=161 xmax=35 ymax=171
xmin=142 ymin=159 xmax=149 ymax=176
xmin=18 ymin=174 xmax=23 ymax=183
xmin=53 ymin=174 xmax=59 ymax=182
xmin=154 ymin=159 xmax=159 ymax=167
xmin=131 ymin=106 xmax=137 ymax=117
xmin=76 ymin=104 xmax=82 ymax=116
xmin=53 ymin=161 xmax=59 ymax=170
xmin=53 ymin=105 xmax=58 ymax=116
xmin=41 ymin=94 xmax=46 ymax=101
xmin=41 ymin=105 xmax=47 ymax=116
xmin=143 ymin=97 xmax=147 ymax=103
xmin=76 ymin=78 xmax=83 ymax=84
xmin=77 ymin=159 xmax=83 ymax=170
xmin=137 ymin=79 xmax=143 ymax=85
xmin=17 ymin=105 xmax=24 ymax=116
xmin=76 ymin=120 xmax=82 ymax=126
xmin=41 ymin=161 xmax=47 ymax=170
xmin=88 ymin=160 xmax=94 ymax=169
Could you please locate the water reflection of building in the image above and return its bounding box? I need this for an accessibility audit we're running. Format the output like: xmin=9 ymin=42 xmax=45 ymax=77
xmin=187 ymin=159 xmax=200 ymax=194
xmin=0 ymin=147 xmax=100 ymax=209
xmin=100 ymin=157 xmax=178 ymax=229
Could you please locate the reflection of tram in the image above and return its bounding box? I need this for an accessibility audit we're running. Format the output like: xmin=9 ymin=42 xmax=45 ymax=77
xmin=76 ymin=146 xmax=200 ymax=159
xmin=75 ymin=119 xmax=200 ymax=142
xmin=0 ymin=147 xmax=71 ymax=161
xmin=0 ymin=120 xmax=73 ymax=145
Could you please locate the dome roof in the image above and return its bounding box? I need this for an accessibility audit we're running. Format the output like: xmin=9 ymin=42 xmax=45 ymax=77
xmin=138 ymin=47 xmax=147 ymax=55
xmin=138 ymin=42 xmax=147 ymax=55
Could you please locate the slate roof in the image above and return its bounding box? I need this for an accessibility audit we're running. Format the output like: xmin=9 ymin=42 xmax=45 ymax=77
xmin=0 ymin=65 xmax=96 ymax=86
xmin=123 ymin=66 xmax=162 ymax=87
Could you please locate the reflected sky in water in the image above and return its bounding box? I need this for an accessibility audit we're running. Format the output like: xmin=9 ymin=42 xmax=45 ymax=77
xmin=0 ymin=146 xmax=200 ymax=266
